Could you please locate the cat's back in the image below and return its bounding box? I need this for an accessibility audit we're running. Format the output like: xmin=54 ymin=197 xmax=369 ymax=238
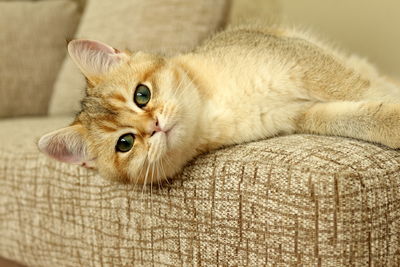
xmin=193 ymin=25 xmax=384 ymax=102
xmin=194 ymin=25 xmax=346 ymax=80
xmin=195 ymin=25 xmax=322 ymax=60
xmin=197 ymin=26 xmax=286 ymax=51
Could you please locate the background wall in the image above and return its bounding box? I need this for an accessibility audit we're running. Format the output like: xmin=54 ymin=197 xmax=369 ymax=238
xmin=277 ymin=0 xmax=400 ymax=78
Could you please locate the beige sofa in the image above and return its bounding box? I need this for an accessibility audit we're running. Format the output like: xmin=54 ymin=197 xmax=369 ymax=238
xmin=1 ymin=1 xmax=400 ymax=266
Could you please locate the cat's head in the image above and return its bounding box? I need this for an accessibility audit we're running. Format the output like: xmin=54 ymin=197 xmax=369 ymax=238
xmin=38 ymin=40 xmax=201 ymax=184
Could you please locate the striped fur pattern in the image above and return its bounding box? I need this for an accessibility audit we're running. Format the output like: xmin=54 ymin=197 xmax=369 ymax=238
xmin=39 ymin=25 xmax=400 ymax=184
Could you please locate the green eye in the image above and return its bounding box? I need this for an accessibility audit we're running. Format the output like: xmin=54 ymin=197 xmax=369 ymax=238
xmin=116 ymin=133 xmax=135 ymax=152
xmin=134 ymin=84 xmax=151 ymax=108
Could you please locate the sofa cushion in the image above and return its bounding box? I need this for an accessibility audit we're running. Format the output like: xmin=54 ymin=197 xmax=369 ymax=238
xmin=227 ymin=0 xmax=280 ymax=25
xmin=49 ymin=0 xmax=229 ymax=115
xmin=1 ymin=116 xmax=400 ymax=266
xmin=0 ymin=0 xmax=80 ymax=118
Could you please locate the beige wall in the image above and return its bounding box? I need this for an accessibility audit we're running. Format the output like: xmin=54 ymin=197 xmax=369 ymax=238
xmin=277 ymin=0 xmax=400 ymax=78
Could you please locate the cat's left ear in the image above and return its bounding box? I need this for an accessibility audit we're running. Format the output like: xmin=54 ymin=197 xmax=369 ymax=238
xmin=38 ymin=124 xmax=95 ymax=168
xmin=68 ymin=39 xmax=129 ymax=84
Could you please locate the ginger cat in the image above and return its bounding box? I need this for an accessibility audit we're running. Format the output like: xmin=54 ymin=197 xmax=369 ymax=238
xmin=39 ymin=25 xmax=400 ymax=184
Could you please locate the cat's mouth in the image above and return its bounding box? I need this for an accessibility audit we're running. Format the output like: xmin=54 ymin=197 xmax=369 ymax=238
xmin=152 ymin=123 xmax=175 ymax=141
xmin=164 ymin=123 xmax=175 ymax=135
xmin=161 ymin=123 xmax=177 ymax=149
xmin=162 ymin=124 xmax=175 ymax=141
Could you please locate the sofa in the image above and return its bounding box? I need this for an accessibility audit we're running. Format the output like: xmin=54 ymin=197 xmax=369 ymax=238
xmin=1 ymin=0 xmax=400 ymax=266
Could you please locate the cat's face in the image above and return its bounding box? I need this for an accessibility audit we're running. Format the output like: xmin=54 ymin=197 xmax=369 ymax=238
xmin=39 ymin=40 xmax=201 ymax=184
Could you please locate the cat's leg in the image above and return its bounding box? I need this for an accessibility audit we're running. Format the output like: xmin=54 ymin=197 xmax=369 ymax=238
xmin=295 ymin=101 xmax=400 ymax=148
xmin=360 ymin=78 xmax=400 ymax=103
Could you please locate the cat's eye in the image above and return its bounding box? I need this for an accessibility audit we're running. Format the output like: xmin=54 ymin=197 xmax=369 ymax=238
xmin=134 ymin=84 xmax=151 ymax=108
xmin=116 ymin=133 xmax=135 ymax=152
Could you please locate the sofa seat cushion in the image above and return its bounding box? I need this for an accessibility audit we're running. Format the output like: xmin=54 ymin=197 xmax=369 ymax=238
xmin=1 ymin=116 xmax=400 ymax=266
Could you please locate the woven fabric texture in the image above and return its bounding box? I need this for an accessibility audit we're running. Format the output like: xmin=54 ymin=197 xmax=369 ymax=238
xmin=0 ymin=0 xmax=80 ymax=118
xmin=49 ymin=0 xmax=229 ymax=115
xmin=0 ymin=117 xmax=400 ymax=266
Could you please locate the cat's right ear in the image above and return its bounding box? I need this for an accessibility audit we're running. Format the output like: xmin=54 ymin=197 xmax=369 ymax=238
xmin=38 ymin=124 xmax=92 ymax=166
xmin=68 ymin=39 xmax=129 ymax=85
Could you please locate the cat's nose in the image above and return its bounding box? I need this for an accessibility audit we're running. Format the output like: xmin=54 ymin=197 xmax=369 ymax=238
xmin=150 ymin=119 xmax=162 ymax=137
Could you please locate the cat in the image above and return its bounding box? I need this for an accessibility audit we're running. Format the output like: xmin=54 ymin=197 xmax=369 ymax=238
xmin=38 ymin=25 xmax=400 ymax=184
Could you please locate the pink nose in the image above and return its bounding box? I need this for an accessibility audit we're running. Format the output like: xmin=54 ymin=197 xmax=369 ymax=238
xmin=154 ymin=125 xmax=162 ymax=132
xmin=150 ymin=119 xmax=162 ymax=136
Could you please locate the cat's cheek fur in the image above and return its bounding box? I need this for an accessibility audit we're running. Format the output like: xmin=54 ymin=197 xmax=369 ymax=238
xmin=147 ymin=133 xmax=168 ymax=163
xmin=124 ymin=153 xmax=148 ymax=183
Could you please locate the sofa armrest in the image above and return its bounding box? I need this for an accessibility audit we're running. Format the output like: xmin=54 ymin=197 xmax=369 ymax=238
xmin=1 ymin=117 xmax=400 ymax=266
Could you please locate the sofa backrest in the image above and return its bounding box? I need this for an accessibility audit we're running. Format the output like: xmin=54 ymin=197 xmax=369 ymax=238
xmin=0 ymin=0 xmax=277 ymax=118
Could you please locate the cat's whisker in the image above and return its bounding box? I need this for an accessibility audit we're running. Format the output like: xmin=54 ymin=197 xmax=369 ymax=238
xmin=133 ymin=167 xmax=142 ymax=191
xmin=179 ymin=78 xmax=195 ymax=98
xmin=163 ymin=155 xmax=174 ymax=168
xmin=170 ymin=86 xmax=179 ymax=101
xmin=166 ymin=77 xmax=190 ymax=112
xmin=156 ymin=161 xmax=162 ymax=192
xmin=160 ymin=159 xmax=171 ymax=186
xmin=159 ymin=159 xmax=166 ymax=180
xmin=150 ymin=162 xmax=155 ymax=210
xmin=162 ymin=157 xmax=175 ymax=185
xmin=173 ymin=76 xmax=186 ymax=99
xmin=155 ymin=161 xmax=163 ymax=191
xmin=134 ymin=156 xmax=147 ymax=190
xmin=142 ymin=159 xmax=151 ymax=200
xmin=175 ymin=83 xmax=189 ymax=101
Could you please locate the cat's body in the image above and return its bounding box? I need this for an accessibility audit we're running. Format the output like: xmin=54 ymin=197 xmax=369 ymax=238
xmin=181 ymin=26 xmax=400 ymax=149
xmin=39 ymin=25 xmax=400 ymax=183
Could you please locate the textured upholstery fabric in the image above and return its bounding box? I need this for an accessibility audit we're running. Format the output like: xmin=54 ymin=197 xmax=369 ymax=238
xmin=1 ymin=117 xmax=400 ymax=266
xmin=0 ymin=0 xmax=80 ymax=118
xmin=49 ymin=0 xmax=229 ymax=115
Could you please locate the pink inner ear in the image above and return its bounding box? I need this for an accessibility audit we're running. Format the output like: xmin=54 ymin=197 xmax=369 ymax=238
xmin=38 ymin=127 xmax=87 ymax=165
xmin=72 ymin=39 xmax=117 ymax=55
xmin=67 ymin=39 xmax=129 ymax=77
xmin=46 ymin=140 xmax=80 ymax=163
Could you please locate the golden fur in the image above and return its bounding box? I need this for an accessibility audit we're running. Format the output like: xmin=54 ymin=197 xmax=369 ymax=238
xmin=39 ymin=25 xmax=400 ymax=184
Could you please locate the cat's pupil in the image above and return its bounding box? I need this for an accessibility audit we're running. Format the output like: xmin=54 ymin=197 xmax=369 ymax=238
xmin=134 ymin=84 xmax=151 ymax=108
xmin=116 ymin=133 xmax=135 ymax=152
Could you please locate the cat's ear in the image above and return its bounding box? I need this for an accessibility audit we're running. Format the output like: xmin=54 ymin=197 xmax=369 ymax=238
xmin=38 ymin=124 xmax=92 ymax=166
xmin=68 ymin=39 xmax=129 ymax=84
